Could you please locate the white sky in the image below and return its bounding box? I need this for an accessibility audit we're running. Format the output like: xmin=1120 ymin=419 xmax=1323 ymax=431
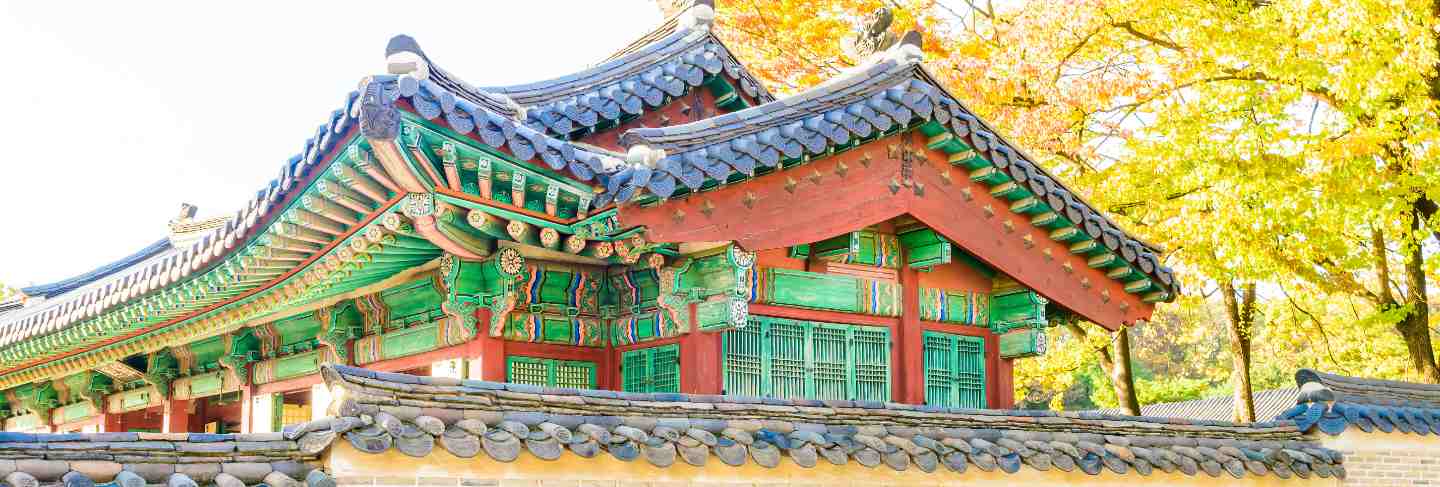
xmin=0 ymin=1 xmax=659 ymax=287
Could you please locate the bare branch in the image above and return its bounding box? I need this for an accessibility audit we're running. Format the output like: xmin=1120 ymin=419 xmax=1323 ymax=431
xmin=1113 ymin=21 xmax=1185 ymax=52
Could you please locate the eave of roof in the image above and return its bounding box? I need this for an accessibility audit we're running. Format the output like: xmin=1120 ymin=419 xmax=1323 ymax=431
xmin=0 ymin=34 xmax=644 ymax=381
xmin=1095 ymin=388 xmax=1300 ymax=423
xmin=386 ymin=2 xmax=772 ymax=142
xmin=18 ymin=238 xmax=173 ymax=299
xmin=0 ymin=428 xmax=336 ymax=487
xmin=0 ymin=97 xmax=362 ymax=355
xmin=1281 ymin=368 xmax=1440 ymax=436
xmin=607 ymin=42 xmax=1176 ymax=298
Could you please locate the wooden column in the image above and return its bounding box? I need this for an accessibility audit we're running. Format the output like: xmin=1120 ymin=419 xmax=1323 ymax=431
xmin=476 ymin=337 xmax=507 ymax=382
xmin=162 ymin=398 xmax=192 ymax=434
xmin=995 ymin=357 xmax=1016 ymax=409
xmin=681 ymin=304 xmax=723 ymax=395
xmin=681 ymin=333 xmax=723 ymax=395
xmin=103 ymin=412 xmax=123 ymax=433
xmin=897 ymin=266 xmax=924 ymax=404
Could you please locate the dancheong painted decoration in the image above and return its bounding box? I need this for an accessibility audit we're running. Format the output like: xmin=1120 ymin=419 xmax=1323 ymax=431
xmin=0 ymin=0 xmax=1187 ymax=464
xmin=0 ymin=0 xmax=1179 ymax=435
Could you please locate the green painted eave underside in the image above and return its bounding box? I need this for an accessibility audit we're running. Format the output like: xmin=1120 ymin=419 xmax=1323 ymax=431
xmin=0 ymin=202 xmax=440 ymax=384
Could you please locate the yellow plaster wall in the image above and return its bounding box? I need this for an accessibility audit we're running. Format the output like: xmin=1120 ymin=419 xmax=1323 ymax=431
xmin=325 ymin=440 xmax=1339 ymax=487
xmin=1318 ymin=431 xmax=1440 ymax=487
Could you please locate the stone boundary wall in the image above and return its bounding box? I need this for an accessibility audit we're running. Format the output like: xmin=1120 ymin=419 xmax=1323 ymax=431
xmin=1319 ymin=431 xmax=1440 ymax=487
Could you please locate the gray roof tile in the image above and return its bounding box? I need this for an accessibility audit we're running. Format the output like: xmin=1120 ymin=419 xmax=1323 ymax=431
xmin=322 ymin=364 xmax=1341 ymax=479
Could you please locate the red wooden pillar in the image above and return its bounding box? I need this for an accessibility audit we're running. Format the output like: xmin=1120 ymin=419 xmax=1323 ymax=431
xmin=162 ymin=399 xmax=192 ymax=434
xmin=995 ymin=357 xmax=1015 ymax=409
xmin=897 ymin=266 xmax=925 ymax=404
xmin=103 ymin=411 xmax=122 ymax=433
xmin=599 ymin=341 xmax=615 ymax=391
xmin=472 ymin=309 xmax=508 ymax=382
xmin=682 ymin=304 xmax=723 ymax=394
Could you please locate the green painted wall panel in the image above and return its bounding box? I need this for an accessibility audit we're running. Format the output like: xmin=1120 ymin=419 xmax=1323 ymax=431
xmin=382 ymin=322 xmax=440 ymax=360
xmin=767 ymin=269 xmax=863 ymax=312
xmin=187 ymin=371 xmax=225 ymax=398
xmin=272 ymin=351 xmax=321 ymax=381
xmin=54 ymin=402 xmax=95 ymax=424
xmin=120 ymin=389 xmax=152 ymax=411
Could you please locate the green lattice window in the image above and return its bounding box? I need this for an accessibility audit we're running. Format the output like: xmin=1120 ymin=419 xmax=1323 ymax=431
xmin=620 ymin=344 xmax=680 ymax=393
xmin=722 ymin=316 xmax=890 ymax=401
xmin=505 ymin=356 xmax=597 ymax=389
xmin=923 ymin=331 xmax=986 ymax=408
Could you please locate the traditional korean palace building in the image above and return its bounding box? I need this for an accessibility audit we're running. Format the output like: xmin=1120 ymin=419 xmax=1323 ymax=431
xmin=11 ymin=3 xmax=1429 ymax=487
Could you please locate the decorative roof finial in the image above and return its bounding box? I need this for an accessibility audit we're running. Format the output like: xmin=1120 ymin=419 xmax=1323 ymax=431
xmin=385 ymin=34 xmax=430 ymax=81
xmin=168 ymin=204 xmax=230 ymax=244
xmin=841 ymin=7 xmax=898 ymax=61
xmin=626 ymin=144 xmax=667 ymax=168
xmin=173 ymin=203 xmax=198 ymax=224
xmin=677 ymin=0 xmax=716 ymax=32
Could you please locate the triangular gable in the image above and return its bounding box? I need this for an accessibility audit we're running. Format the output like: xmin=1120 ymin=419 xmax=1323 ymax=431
xmin=609 ymin=39 xmax=1174 ymax=328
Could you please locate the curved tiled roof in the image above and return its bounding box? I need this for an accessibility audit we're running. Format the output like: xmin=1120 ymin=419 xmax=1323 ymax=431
xmin=1096 ymin=389 xmax=1300 ymax=422
xmin=0 ymin=96 xmax=362 ymax=351
xmin=387 ymin=4 xmax=772 ymax=142
xmin=324 ymin=365 xmax=1343 ymax=479
xmin=18 ymin=239 xmax=172 ymax=299
xmin=0 ymin=429 xmax=335 ymax=487
xmin=0 ymin=34 xmax=638 ymax=358
xmin=607 ymin=44 xmax=1175 ymax=294
xmin=1281 ymin=369 xmax=1440 ymax=436
xmin=365 ymin=73 xmax=624 ymax=184
xmin=489 ymin=30 xmax=772 ymax=137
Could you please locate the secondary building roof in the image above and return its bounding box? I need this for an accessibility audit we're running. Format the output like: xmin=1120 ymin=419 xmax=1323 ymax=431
xmin=1096 ymin=388 xmax=1300 ymax=423
xmin=1281 ymin=368 xmax=1440 ymax=436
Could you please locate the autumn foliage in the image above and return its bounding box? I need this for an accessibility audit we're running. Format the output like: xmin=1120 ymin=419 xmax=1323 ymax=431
xmin=677 ymin=0 xmax=1440 ymax=413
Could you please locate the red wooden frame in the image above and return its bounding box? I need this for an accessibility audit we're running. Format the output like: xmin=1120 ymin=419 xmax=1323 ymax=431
xmin=617 ymin=131 xmax=1154 ymax=330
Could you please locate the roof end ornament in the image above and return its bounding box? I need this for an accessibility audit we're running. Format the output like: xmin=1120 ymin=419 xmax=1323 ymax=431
xmin=842 ymin=7 xmax=898 ymax=61
xmin=843 ymin=8 xmax=925 ymax=66
xmin=385 ymin=34 xmax=430 ymax=81
xmin=677 ymin=0 xmax=716 ymax=33
xmin=627 ymin=144 xmax=667 ymax=168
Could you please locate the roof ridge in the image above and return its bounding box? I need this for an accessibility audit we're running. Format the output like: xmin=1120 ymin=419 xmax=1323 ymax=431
xmin=323 ymin=364 xmax=1301 ymax=437
xmin=321 ymin=364 xmax=1343 ymax=478
xmin=17 ymin=238 xmax=174 ymax=299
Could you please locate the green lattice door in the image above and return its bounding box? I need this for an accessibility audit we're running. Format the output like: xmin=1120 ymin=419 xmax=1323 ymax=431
xmin=721 ymin=316 xmax=890 ymax=401
xmin=923 ymin=331 xmax=986 ymax=408
xmin=620 ymin=343 xmax=680 ymax=393
xmin=506 ymin=356 xmax=597 ymax=389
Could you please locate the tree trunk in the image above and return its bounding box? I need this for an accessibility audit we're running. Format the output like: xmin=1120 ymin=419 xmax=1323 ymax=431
xmin=1374 ymin=217 xmax=1439 ymax=383
xmin=1396 ymin=208 xmax=1439 ymax=383
xmin=1110 ymin=326 xmax=1142 ymax=415
xmin=1065 ymin=321 xmax=1141 ymax=415
xmin=1222 ymin=280 xmax=1257 ymax=422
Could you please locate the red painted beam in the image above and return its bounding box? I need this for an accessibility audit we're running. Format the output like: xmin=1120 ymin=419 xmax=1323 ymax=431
xmin=618 ymin=132 xmax=1153 ymax=329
